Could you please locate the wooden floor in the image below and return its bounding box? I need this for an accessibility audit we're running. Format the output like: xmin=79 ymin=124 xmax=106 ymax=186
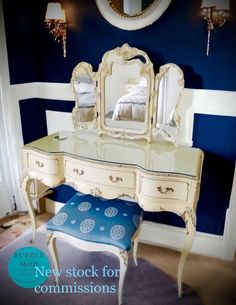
xmin=0 ymin=212 xmax=236 ymax=305
xmin=0 ymin=212 xmax=51 ymax=249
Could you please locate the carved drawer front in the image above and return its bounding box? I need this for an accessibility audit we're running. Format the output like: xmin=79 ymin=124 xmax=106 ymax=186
xmin=27 ymin=153 xmax=59 ymax=175
xmin=65 ymin=160 xmax=135 ymax=188
xmin=141 ymin=177 xmax=189 ymax=202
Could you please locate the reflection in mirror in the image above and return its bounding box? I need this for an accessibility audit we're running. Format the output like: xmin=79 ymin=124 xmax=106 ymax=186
xmin=71 ymin=62 xmax=96 ymax=130
xmin=104 ymin=62 xmax=148 ymax=130
xmin=98 ymin=43 xmax=154 ymax=141
xmin=153 ymin=63 xmax=184 ymax=143
xmin=108 ymin=0 xmax=154 ymax=17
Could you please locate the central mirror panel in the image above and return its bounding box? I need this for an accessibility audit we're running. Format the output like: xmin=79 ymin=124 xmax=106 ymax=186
xmin=98 ymin=44 xmax=154 ymax=141
xmin=105 ymin=62 xmax=147 ymax=127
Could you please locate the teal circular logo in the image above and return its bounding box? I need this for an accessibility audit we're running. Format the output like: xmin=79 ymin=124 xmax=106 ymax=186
xmin=8 ymin=246 xmax=49 ymax=288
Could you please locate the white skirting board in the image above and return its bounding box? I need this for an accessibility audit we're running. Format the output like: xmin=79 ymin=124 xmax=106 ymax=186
xmin=140 ymin=220 xmax=224 ymax=259
xmin=45 ymin=198 xmax=229 ymax=260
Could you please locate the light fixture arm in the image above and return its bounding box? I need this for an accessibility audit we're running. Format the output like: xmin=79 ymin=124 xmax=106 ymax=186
xmin=45 ymin=3 xmax=67 ymax=58
xmin=201 ymin=2 xmax=230 ymax=56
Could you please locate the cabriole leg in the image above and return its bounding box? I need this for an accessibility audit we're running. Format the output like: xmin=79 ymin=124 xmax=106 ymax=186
xmin=132 ymin=224 xmax=142 ymax=266
xmin=117 ymin=249 xmax=128 ymax=305
xmin=47 ymin=232 xmax=60 ymax=284
xmin=178 ymin=207 xmax=196 ymax=297
xmin=21 ymin=176 xmax=37 ymax=242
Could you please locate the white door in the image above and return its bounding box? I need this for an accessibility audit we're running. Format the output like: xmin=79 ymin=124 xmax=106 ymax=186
xmin=0 ymin=0 xmax=14 ymax=217
xmin=0 ymin=163 xmax=12 ymax=217
xmin=0 ymin=85 xmax=13 ymax=217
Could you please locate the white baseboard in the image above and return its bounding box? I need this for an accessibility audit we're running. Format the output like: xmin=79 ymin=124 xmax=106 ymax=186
xmin=140 ymin=220 xmax=225 ymax=259
xmin=45 ymin=198 xmax=228 ymax=260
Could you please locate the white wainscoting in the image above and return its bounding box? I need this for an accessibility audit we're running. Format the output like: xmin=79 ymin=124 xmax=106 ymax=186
xmin=46 ymin=110 xmax=73 ymax=134
xmin=7 ymin=82 xmax=236 ymax=260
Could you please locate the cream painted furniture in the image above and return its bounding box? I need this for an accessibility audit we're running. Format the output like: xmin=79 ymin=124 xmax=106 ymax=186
xmin=21 ymin=130 xmax=204 ymax=297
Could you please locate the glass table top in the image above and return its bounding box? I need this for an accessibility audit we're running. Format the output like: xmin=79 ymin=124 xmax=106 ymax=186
xmin=24 ymin=130 xmax=203 ymax=178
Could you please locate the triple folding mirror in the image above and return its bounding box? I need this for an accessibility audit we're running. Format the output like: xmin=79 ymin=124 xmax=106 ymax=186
xmin=71 ymin=43 xmax=184 ymax=143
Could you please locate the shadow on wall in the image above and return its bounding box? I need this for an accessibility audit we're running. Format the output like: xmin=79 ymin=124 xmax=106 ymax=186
xmin=125 ymin=47 xmax=203 ymax=89
xmin=196 ymin=152 xmax=235 ymax=235
xmin=181 ymin=65 xmax=203 ymax=89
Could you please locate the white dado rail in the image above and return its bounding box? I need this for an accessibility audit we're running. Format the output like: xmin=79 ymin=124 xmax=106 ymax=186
xmin=9 ymin=82 xmax=236 ymax=260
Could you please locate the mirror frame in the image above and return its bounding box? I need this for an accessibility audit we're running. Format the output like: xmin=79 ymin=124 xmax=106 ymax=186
xmin=95 ymin=0 xmax=172 ymax=31
xmin=152 ymin=63 xmax=184 ymax=143
xmin=70 ymin=46 xmax=185 ymax=145
xmin=71 ymin=62 xmax=97 ymax=130
xmin=97 ymin=43 xmax=154 ymax=142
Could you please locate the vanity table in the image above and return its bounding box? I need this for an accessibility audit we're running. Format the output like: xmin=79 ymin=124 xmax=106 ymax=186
xmin=21 ymin=44 xmax=203 ymax=296
xmin=21 ymin=130 xmax=203 ymax=296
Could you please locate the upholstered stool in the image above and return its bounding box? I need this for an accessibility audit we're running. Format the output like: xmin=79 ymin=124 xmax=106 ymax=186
xmin=46 ymin=192 xmax=143 ymax=305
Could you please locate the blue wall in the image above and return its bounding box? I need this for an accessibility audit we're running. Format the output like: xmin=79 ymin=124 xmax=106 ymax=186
xmin=3 ymin=0 xmax=236 ymax=90
xmin=4 ymin=1 xmax=236 ymax=235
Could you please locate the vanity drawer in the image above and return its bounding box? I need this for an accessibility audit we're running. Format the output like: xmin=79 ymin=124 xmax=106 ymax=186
xmin=140 ymin=177 xmax=189 ymax=202
xmin=65 ymin=160 xmax=135 ymax=189
xmin=27 ymin=153 xmax=59 ymax=175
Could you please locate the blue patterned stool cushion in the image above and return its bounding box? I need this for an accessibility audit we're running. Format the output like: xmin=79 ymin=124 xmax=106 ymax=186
xmin=46 ymin=193 xmax=143 ymax=251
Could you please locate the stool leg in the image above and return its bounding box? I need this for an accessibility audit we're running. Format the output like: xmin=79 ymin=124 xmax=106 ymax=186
xmin=132 ymin=223 xmax=142 ymax=266
xmin=117 ymin=249 xmax=128 ymax=305
xmin=133 ymin=236 xmax=139 ymax=266
xmin=47 ymin=233 xmax=60 ymax=284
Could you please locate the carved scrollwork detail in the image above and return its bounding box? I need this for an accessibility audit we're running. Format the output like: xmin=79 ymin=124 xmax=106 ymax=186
xmin=157 ymin=186 xmax=174 ymax=194
xmin=182 ymin=207 xmax=196 ymax=234
xmin=119 ymin=249 xmax=128 ymax=267
xmin=116 ymin=43 xmax=138 ymax=60
xmin=90 ymin=187 xmax=102 ymax=197
xmin=109 ymin=175 xmax=123 ymax=183
xmin=117 ymin=193 xmax=135 ymax=199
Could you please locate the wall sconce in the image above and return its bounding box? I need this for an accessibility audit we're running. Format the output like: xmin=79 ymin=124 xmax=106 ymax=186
xmin=45 ymin=2 xmax=67 ymax=57
xmin=201 ymin=0 xmax=230 ymax=56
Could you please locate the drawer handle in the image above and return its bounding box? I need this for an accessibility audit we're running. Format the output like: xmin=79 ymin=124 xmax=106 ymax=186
xmin=157 ymin=186 xmax=174 ymax=194
xmin=35 ymin=161 xmax=44 ymax=168
xmin=109 ymin=175 xmax=123 ymax=183
xmin=73 ymin=169 xmax=84 ymax=176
